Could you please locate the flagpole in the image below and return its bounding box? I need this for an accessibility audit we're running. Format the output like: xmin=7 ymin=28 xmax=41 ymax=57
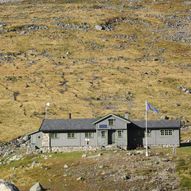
xmin=145 ymin=100 xmax=149 ymax=157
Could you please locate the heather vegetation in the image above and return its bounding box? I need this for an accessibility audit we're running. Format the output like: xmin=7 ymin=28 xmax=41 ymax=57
xmin=0 ymin=0 xmax=191 ymax=141
xmin=0 ymin=1 xmax=191 ymax=190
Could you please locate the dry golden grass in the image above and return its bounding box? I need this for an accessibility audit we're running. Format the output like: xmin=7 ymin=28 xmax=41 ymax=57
xmin=0 ymin=0 xmax=191 ymax=141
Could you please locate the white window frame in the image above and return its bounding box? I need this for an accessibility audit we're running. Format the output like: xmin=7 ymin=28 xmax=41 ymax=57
xmin=67 ymin=132 xmax=75 ymax=139
xmin=85 ymin=132 xmax=94 ymax=138
xmin=160 ymin=130 xmax=164 ymax=136
xmin=108 ymin=119 xmax=115 ymax=126
xmin=161 ymin=129 xmax=173 ymax=136
xmin=144 ymin=130 xmax=151 ymax=137
xmin=50 ymin=133 xmax=58 ymax=139
xmin=118 ymin=130 xmax=123 ymax=138
xmin=101 ymin=131 xmax=106 ymax=138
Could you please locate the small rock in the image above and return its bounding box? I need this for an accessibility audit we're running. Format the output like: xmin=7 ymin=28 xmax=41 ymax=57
xmin=98 ymin=153 xmax=103 ymax=156
xmin=29 ymin=182 xmax=45 ymax=191
xmin=95 ymin=25 xmax=103 ymax=31
xmin=162 ymin=158 xmax=170 ymax=162
xmin=98 ymin=165 xmax=104 ymax=169
xmin=31 ymin=161 xmax=37 ymax=168
xmin=155 ymin=161 xmax=160 ymax=165
xmin=76 ymin=177 xmax=85 ymax=181
xmin=64 ymin=164 xmax=68 ymax=169
xmin=82 ymin=154 xmax=87 ymax=158
xmin=135 ymin=150 xmax=144 ymax=155
xmin=122 ymin=175 xmax=131 ymax=180
xmin=166 ymin=167 xmax=173 ymax=173
xmin=161 ymin=115 xmax=170 ymax=120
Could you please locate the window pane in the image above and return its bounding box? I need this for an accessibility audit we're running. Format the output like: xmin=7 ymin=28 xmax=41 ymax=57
xmin=101 ymin=131 xmax=106 ymax=138
xmin=108 ymin=119 xmax=114 ymax=126
xmin=51 ymin=133 xmax=58 ymax=139
xmin=68 ymin=132 xmax=75 ymax=138
xmin=118 ymin=130 xmax=122 ymax=138
xmin=85 ymin=132 xmax=94 ymax=138
xmin=148 ymin=130 xmax=151 ymax=137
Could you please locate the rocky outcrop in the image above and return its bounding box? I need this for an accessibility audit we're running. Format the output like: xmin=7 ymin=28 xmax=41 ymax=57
xmin=178 ymin=85 xmax=191 ymax=94
xmin=0 ymin=179 xmax=20 ymax=191
xmin=0 ymin=135 xmax=29 ymax=157
xmin=0 ymin=0 xmax=21 ymax=3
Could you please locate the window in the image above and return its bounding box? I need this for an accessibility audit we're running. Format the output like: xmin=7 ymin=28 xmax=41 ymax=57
xmin=108 ymin=119 xmax=115 ymax=126
xmin=165 ymin=130 xmax=169 ymax=135
xmin=67 ymin=132 xmax=75 ymax=139
xmin=147 ymin=130 xmax=151 ymax=137
xmin=169 ymin=130 xmax=172 ymax=135
xmin=161 ymin=130 xmax=173 ymax=136
xmin=101 ymin=131 xmax=106 ymax=138
xmin=144 ymin=130 xmax=151 ymax=137
xmin=118 ymin=130 xmax=122 ymax=138
xmin=85 ymin=132 xmax=94 ymax=138
xmin=50 ymin=133 xmax=58 ymax=139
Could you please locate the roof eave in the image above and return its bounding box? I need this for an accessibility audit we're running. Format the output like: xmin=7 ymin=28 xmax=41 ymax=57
xmin=41 ymin=129 xmax=96 ymax=133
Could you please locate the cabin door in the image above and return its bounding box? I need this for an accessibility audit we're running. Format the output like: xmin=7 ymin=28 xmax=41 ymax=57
xmin=108 ymin=130 xmax=115 ymax=144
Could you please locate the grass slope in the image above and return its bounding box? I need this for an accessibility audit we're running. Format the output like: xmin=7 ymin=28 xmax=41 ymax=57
xmin=1 ymin=147 xmax=191 ymax=190
xmin=0 ymin=0 xmax=191 ymax=141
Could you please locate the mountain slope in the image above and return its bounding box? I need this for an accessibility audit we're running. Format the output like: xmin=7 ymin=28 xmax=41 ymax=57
xmin=0 ymin=0 xmax=191 ymax=141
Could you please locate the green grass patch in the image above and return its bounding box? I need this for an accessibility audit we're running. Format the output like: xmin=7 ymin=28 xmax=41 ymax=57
xmin=176 ymin=147 xmax=191 ymax=189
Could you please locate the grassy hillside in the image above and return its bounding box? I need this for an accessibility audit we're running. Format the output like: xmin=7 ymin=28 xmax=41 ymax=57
xmin=0 ymin=0 xmax=191 ymax=141
xmin=2 ymin=147 xmax=191 ymax=190
xmin=0 ymin=149 xmax=180 ymax=191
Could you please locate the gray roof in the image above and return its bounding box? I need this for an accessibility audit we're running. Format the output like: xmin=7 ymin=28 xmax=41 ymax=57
xmin=39 ymin=117 xmax=181 ymax=132
xmin=131 ymin=120 xmax=181 ymax=129
xmin=40 ymin=118 xmax=96 ymax=132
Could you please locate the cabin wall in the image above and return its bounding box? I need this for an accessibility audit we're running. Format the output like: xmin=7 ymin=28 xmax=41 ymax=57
xmin=143 ymin=129 xmax=180 ymax=146
xmin=115 ymin=129 xmax=128 ymax=147
xmin=95 ymin=116 xmax=129 ymax=148
xmin=97 ymin=130 xmax=108 ymax=146
xmin=96 ymin=116 xmax=128 ymax=130
xmin=30 ymin=132 xmax=43 ymax=149
xmin=50 ymin=131 xmax=97 ymax=147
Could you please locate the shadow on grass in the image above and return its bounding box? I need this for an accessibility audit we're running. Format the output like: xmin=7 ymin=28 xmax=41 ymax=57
xmin=180 ymin=142 xmax=191 ymax=147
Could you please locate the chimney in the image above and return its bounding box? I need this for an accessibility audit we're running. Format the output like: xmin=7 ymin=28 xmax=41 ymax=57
xmin=69 ymin=113 xmax=72 ymax=119
xmin=124 ymin=112 xmax=129 ymax=119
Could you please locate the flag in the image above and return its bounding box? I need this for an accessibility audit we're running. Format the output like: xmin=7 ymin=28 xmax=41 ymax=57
xmin=146 ymin=102 xmax=159 ymax=113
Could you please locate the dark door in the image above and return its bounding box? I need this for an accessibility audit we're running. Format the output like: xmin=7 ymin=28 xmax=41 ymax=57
xmin=108 ymin=130 xmax=115 ymax=144
xmin=128 ymin=125 xmax=144 ymax=149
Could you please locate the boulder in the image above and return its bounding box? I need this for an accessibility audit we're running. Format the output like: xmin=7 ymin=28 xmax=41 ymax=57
xmin=64 ymin=164 xmax=68 ymax=169
xmin=29 ymin=182 xmax=45 ymax=191
xmin=76 ymin=177 xmax=85 ymax=181
xmin=0 ymin=179 xmax=20 ymax=191
xmin=122 ymin=175 xmax=131 ymax=180
xmin=81 ymin=154 xmax=87 ymax=158
xmin=95 ymin=25 xmax=103 ymax=31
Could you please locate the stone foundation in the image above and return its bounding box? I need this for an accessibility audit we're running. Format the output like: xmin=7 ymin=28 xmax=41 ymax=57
xmin=40 ymin=146 xmax=98 ymax=153
xmin=38 ymin=144 xmax=128 ymax=153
